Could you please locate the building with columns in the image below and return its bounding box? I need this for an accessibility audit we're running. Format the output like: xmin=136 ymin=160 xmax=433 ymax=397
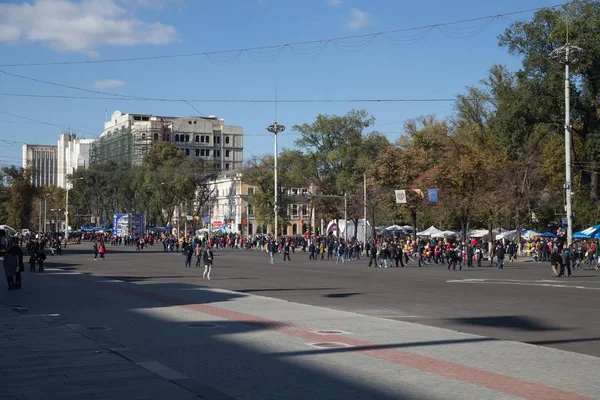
xmin=22 ymin=144 xmax=58 ymax=187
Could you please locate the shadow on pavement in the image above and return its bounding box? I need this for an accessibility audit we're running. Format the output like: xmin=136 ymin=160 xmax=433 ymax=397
xmin=238 ymin=287 xmax=340 ymax=293
xmin=528 ymin=337 xmax=600 ymax=346
xmin=447 ymin=315 xmax=572 ymax=332
xmin=10 ymin=273 xmax=419 ymax=399
xmin=324 ymin=293 xmax=363 ymax=298
xmin=270 ymin=337 xmax=497 ymax=357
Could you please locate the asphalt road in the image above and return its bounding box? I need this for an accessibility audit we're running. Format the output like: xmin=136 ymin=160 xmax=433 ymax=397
xmin=13 ymin=244 xmax=600 ymax=357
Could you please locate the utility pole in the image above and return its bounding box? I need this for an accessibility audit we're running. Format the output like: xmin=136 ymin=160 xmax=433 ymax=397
xmin=550 ymin=43 xmax=583 ymax=246
xmin=267 ymin=122 xmax=285 ymax=240
xmin=363 ymin=173 xmax=367 ymax=245
xmin=344 ymin=192 xmax=347 ymax=245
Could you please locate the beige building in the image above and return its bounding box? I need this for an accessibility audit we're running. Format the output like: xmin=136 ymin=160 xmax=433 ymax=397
xmin=205 ymin=172 xmax=316 ymax=236
xmin=92 ymin=110 xmax=243 ymax=170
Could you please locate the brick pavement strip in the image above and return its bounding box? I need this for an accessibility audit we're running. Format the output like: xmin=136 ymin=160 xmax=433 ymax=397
xmin=0 ymin=301 xmax=220 ymax=400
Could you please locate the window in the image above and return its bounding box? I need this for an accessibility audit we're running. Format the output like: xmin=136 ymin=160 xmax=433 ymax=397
xmin=200 ymin=149 xmax=205 ymax=156
xmin=141 ymin=133 xmax=146 ymax=140
xmin=215 ymin=150 xmax=220 ymax=157
xmin=185 ymin=135 xmax=190 ymax=142
xmin=301 ymin=204 xmax=308 ymax=217
xmin=193 ymin=121 xmax=197 ymax=124
xmin=134 ymin=116 xmax=142 ymax=121
xmin=301 ymin=188 xmax=308 ymax=195
xmin=214 ymin=163 xmax=220 ymax=169
xmin=185 ymin=148 xmax=190 ymax=156
xmin=216 ymin=136 xmax=221 ymax=144
xmin=225 ymin=150 xmax=230 ymax=158
xmin=153 ymin=133 xmax=159 ymax=141
xmin=292 ymin=188 xmax=298 ymax=195
xmin=188 ymin=121 xmax=192 ymax=124
xmin=292 ymin=204 xmax=298 ymax=218
xmin=225 ymin=136 xmax=230 ymax=144
xmin=205 ymin=135 xmax=210 ymax=143
xmin=225 ymin=163 xmax=230 ymax=170
xmin=248 ymin=187 xmax=254 ymax=195
xmin=248 ymin=205 xmax=253 ymax=217
xmin=200 ymin=136 xmax=205 ymax=143
xmin=195 ymin=135 xmax=199 ymax=143
xmin=195 ymin=149 xmax=200 ymax=156
xmin=166 ymin=134 xmax=170 ymax=141
xmin=175 ymin=134 xmax=180 ymax=142
xmin=206 ymin=150 xmax=210 ymax=156
xmin=142 ymin=116 xmax=149 ymax=121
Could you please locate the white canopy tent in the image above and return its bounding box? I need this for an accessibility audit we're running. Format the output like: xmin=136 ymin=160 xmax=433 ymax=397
xmin=496 ymin=230 xmax=518 ymax=240
xmin=326 ymin=219 xmax=374 ymax=241
xmin=521 ymin=230 xmax=541 ymax=241
xmin=417 ymin=226 xmax=444 ymax=237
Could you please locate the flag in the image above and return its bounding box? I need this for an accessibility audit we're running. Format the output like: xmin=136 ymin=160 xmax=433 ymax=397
xmin=427 ymin=189 xmax=438 ymax=203
xmin=411 ymin=189 xmax=424 ymax=198
xmin=394 ymin=190 xmax=407 ymax=204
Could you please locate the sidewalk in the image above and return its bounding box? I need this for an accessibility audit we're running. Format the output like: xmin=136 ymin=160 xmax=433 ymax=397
xmin=0 ymin=301 xmax=225 ymax=400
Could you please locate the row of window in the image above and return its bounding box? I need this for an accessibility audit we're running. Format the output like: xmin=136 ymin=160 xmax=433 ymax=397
xmin=183 ymin=148 xmax=232 ymax=158
xmin=173 ymin=134 xmax=230 ymax=144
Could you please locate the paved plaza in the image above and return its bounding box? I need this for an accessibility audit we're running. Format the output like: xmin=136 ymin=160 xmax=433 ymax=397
xmin=1 ymin=244 xmax=599 ymax=399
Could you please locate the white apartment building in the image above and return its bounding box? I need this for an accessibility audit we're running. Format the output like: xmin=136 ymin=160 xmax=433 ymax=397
xmin=22 ymin=144 xmax=58 ymax=187
xmin=56 ymin=133 xmax=94 ymax=189
xmin=92 ymin=110 xmax=244 ymax=169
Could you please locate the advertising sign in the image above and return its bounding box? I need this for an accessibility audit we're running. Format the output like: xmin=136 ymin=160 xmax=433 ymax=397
xmin=112 ymin=213 xmax=144 ymax=237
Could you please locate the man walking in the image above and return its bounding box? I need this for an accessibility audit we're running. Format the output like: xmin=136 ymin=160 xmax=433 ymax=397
xmin=496 ymin=243 xmax=505 ymax=270
xmin=4 ymin=241 xmax=24 ymax=290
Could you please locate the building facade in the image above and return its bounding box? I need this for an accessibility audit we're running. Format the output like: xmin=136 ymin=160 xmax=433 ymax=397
xmin=205 ymin=172 xmax=317 ymax=237
xmin=56 ymin=133 xmax=94 ymax=189
xmin=22 ymin=144 xmax=58 ymax=187
xmin=91 ymin=110 xmax=244 ymax=170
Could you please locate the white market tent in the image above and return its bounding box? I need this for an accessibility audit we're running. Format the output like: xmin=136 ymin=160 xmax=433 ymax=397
xmin=326 ymin=219 xmax=374 ymax=241
xmin=383 ymin=225 xmax=406 ymax=231
xmin=496 ymin=230 xmax=518 ymax=240
xmin=521 ymin=230 xmax=541 ymax=241
xmin=417 ymin=226 xmax=444 ymax=237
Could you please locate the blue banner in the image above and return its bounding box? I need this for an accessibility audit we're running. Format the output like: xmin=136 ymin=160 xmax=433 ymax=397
xmin=427 ymin=189 xmax=438 ymax=203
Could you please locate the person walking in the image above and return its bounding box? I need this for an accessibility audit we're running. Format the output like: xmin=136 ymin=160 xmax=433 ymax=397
xmin=4 ymin=241 xmax=24 ymax=290
xmin=268 ymin=240 xmax=277 ymax=264
xmin=194 ymin=243 xmax=202 ymax=267
xmin=185 ymin=244 xmax=194 ymax=268
xmin=98 ymin=242 xmax=106 ymax=261
xmin=202 ymin=246 xmax=214 ymax=280
xmin=550 ymin=246 xmax=561 ymax=277
xmin=29 ymin=252 xmax=37 ymax=272
xmin=37 ymin=246 xmax=47 ymax=272
xmin=495 ymin=243 xmax=505 ymax=270
xmin=559 ymin=247 xmax=572 ymax=277
xmin=283 ymin=242 xmax=291 ymax=262
xmin=93 ymin=242 xmax=99 ymax=260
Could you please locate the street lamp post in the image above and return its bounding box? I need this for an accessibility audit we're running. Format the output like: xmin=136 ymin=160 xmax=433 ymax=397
xmin=550 ymin=44 xmax=583 ymax=246
xmin=44 ymin=194 xmax=49 ymax=233
xmin=267 ymin=122 xmax=285 ymax=240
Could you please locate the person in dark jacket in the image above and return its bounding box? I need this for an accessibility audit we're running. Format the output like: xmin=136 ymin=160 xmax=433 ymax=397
xmin=495 ymin=243 xmax=505 ymax=269
xmin=202 ymin=246 xmax=214 ymax=280
xmin=4 ymin=242 xmax=24 ymax=290
xmin=559 ymin=248 xmax=572 ymax=278
xmin=550 ymin=246 xmax=561 ymax=277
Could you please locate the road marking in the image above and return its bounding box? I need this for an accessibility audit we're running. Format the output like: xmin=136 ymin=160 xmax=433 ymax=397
xmin=447 ymin=279 xmax=600 ymax=290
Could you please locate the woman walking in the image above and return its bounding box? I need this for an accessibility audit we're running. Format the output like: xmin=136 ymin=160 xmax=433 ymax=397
xmin=202 ymin=246 xmax=214 ymax=280
xmin=98 ymin=242 xmax=106 ymax=261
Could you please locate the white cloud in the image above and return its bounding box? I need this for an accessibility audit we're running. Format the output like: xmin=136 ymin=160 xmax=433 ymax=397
xmin=346 ymin=8 xmax=372 ymax=30
xmin=328 ymin=0 xmax=342 ymax=6
xmin=92 ymin=79 xmax=126 ymax=89
xmin=0 ymin=0 xmax=179 ymax=56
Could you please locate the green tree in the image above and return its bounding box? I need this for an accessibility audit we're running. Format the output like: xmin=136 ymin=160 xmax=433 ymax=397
xmin=2 ymin=166 xmax=35 ymax=229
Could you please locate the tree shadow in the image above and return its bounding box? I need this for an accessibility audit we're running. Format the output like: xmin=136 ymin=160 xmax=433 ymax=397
xmin=238 ymin=288 xmax=340 ymax=293
xmin=447 ymin=316 xmax=572 ymax=332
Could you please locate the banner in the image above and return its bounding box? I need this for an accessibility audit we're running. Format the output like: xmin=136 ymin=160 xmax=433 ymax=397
xmin=394 ymin=190 xmax=407 ymax=204
xmin=427 ymin=188 xmax=438 ymax=203
xmin=411 ymin=189 xmax=424 ymax=198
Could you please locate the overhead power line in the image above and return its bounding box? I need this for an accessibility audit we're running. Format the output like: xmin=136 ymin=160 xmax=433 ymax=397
xmin=0 ymin=3 xmax=567 ymax=68
xmin=0 ymin=93 xmax=457 ymax=103
xmin=0 ymin=111 xmax=96 ymax=137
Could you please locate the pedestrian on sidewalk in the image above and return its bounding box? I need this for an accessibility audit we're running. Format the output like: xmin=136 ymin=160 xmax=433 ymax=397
xmin=283 ymin=241 xmax=291 ymax=262
xmin=93 ymin=242 xmax=98 ymax=260
xmin=495 ymin=243 xmax=505 ymax=270
xmin=550 ymin=246 xmax=561 ymax=277
xmin=268 ymin=240 xmax=277 ymax=264
xmin=4 ymin=241 xmax=24 ymax=290
xmin=194 ymin=243 xmax=202 ymax=267
xmin=202 ymin=246 xmax=214 ymax=280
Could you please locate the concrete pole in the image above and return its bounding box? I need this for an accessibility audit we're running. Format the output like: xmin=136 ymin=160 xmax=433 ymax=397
xmin=344 ymin=192 xmax=347 ymax=245
xmin=44 ymin=196 xmax=47 ymax=233
xmin=564 ymin=60 xmax=573 ymax=246
xmin=65 ymin=186 xmax=69 ymax=239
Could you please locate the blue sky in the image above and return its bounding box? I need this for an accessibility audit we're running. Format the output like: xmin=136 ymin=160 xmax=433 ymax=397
xmin=0 ymin=0 xmax=564 ymax=168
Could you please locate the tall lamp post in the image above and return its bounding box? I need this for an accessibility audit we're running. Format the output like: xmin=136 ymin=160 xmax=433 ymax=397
xmin=65 ymin=177 xmax=84 ymax=241
xmin=550 ymin=43 xmax=583 ymax=246
xmin=44 ymin=194 xmax=49 ymax=233
xmin=267 ymin=122 xmax=285 ymax=240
